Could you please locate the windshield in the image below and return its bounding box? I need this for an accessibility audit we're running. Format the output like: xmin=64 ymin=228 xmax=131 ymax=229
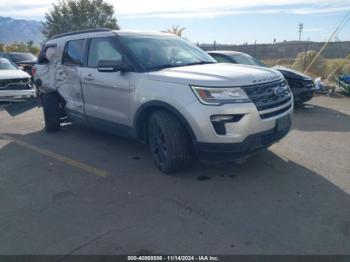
xmin=231 ymin=54 xmax=266 ymax=67
xmin=120 ymin=35 xmax=216 ymax=70
xmin=0 ymin=58 xmax=17 ymax=70
xmin=9 ymin=53 xmax=37 ymax=63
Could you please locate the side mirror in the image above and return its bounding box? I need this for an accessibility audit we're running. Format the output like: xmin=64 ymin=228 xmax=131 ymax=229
xmin=97 ymin=59 xmax=128 ymax=73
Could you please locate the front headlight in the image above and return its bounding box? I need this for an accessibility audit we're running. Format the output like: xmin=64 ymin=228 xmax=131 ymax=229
xmin=191 ymin=86 xmax=250 ymax=106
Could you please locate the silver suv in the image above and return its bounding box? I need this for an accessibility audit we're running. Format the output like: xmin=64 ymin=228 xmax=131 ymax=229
xmin=34 ymin=29 xmax=293 ymax=173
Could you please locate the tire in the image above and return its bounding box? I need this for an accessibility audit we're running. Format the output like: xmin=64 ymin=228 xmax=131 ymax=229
xmin=147 ymin=110 xmax=191 ymax=174
xmin=293 ymin=99 xmax=304 ymax=108
xmin=42 ymin=93 xmax=62 ymax=133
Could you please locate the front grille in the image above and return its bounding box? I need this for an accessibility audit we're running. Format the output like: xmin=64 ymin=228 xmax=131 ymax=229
xmin=241 ymin=80 xmax=292 ymax=111
xmin=287 ymin=79 xmax=315 ymax=89
xmin=260 ymin=104 xmax=292 ymax=119
xmin=0 ymin=78 xmax=31 ymax=90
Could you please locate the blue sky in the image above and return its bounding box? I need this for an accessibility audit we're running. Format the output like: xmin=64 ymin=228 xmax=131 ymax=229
xmin=0 ymin=0 xmax=349 ymax=44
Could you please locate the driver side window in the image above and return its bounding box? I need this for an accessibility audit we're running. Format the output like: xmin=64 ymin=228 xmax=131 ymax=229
xmin=88 ymin=37 xmax=122 ymax=68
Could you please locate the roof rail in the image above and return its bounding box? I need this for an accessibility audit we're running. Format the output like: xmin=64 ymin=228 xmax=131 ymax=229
xmin=50 ymin=28 xmax=111 ymax=40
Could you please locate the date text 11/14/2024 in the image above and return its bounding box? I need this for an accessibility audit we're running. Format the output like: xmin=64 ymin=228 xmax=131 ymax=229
xmin=127 ymin=255 xmax=220 ymax=261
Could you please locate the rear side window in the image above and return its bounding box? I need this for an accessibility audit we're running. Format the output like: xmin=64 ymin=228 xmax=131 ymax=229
xmin=62 ymin=39 xmax=85 ymax=66
xmin=87 ymin=37 xmax=122 ymax=68
xmin=38 ymin=45 xmax=57 ymax=64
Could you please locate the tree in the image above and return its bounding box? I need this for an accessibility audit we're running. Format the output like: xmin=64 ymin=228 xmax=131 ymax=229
xmin=26 ymin=41 xmax=39 ymax=54
xmin=1 ymin=42 xmax=40 ymax=55
xmin=166 ymin=25 xmax=186 ymax=37
xmin=42 ymin=0 xmax=120 ymax=39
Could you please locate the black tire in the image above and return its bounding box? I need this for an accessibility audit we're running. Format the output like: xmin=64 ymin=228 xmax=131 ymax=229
xmin=293 ymin=99 xmax=304 ymax=108
xmin=42 ymin=93 xmax=62 ymax=133
xmin=147 ymin=111 xmax=191 ymax=174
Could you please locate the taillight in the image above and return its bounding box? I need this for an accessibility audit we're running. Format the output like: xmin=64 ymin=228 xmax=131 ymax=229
xmin=31 ymin=67 xmax=37 ymax=76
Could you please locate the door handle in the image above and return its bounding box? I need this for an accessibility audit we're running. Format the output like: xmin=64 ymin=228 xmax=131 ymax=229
xmin=84 ymin=74 xmax=95 ymax=81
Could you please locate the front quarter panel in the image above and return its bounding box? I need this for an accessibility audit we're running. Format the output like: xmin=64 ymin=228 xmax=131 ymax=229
xmin=130 ymin=73 xmax=199 ymax=128
xmin=130 ymin=73 xmax=293 ymax=144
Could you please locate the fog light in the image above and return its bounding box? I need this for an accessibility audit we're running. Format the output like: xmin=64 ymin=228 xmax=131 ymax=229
xmin=210 ymin=114 xmax=244 ymax=135
xmin=210 ymin=114 xmax=244 ymax=123
xmin=211 ymin=115 xmax=234 ymax=122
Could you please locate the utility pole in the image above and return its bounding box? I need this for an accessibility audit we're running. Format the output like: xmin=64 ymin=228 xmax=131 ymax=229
xmin=298 ymin=23 xmax=304 ymax=41
xmin=305 ymin=10 xmax=350 ymax=73
xmin=214 ymin=40 xmax=216 ymax=50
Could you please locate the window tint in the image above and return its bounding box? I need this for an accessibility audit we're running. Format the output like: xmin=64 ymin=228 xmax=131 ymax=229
xmin=119 ymin=36 xmax=215 ymax=70
xmin=9 ymin=53 xmax=37 ymax=63
xmin=88 ymin=37 xmax=122 ymax=68
xmin=62 ymin=39 xmax=85 ymax=66
xmin=211 ymin=54 xmax=233 ymax=63
xmin=38 ymin=45 xmax=57 ymax=64
xmin=230 ymin=54 xmax=267 ymax=67
xmin=0 ymin=58 xmax=17 ymax=70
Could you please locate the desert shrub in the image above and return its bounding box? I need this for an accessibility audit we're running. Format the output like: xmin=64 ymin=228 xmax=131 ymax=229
xmin=275 ymin=58 xmax=295 ymax=67
xmin=263 ymin=58 xmax=294 ymax=68
xmin=342 ymin=64 xmax=350 ymax=74
xmin=261 ymin=55 xmax=349 ymax=80
xmin=262 ymin=59 xmax=276 ymax=67
xmin=292 ymin=50 xmax=326 ymax=77
xmin=0 ymin=41 xmax=40 ymax=55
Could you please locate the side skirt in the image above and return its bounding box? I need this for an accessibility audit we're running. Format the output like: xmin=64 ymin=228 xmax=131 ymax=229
xmin=66 ymin=109 xmax=137 ymax=140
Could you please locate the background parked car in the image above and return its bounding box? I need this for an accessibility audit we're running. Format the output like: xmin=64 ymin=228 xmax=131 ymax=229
xmin=0 ymin=52 xmax=38 ymax=77
xmin=208 ymin=51 xmax=317 ymax=106
xmin=0 ymin=58 xmax=37 ymax=115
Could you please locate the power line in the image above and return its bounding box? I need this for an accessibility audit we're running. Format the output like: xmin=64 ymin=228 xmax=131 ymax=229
xmin=304 ymin=10 xmax=350 ymax=73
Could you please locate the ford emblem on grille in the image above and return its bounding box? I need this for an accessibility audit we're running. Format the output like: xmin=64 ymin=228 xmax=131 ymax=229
xmin=273 ymin=86 xmax=285 ymax=97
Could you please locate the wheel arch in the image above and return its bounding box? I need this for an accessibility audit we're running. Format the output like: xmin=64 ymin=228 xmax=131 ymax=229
xmin=133 ymin=100 xmax=196 ymax=143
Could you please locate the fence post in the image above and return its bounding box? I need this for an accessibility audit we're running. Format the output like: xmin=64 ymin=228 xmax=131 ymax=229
xmin=254 ymin=40 xmax=257 ymax=58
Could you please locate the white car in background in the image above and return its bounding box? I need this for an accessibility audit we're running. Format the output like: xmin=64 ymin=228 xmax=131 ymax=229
xmin=0 ymin=58 xmax=36 ymax=103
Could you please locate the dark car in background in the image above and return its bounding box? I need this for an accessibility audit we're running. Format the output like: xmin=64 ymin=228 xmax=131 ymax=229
xmin=0 ymin=52 xmax=37 ymax=77
xmin=208 ymin=51 xmax=317 ymax=106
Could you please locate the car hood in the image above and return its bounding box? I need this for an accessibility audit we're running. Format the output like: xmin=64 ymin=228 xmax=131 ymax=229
xmin=273 ymin=65 xmax=311 ymax=80
xmin=148 ymin=63 xmax=283 ymax=87
xmin=0 ymin=69 xmax=31 ymax=80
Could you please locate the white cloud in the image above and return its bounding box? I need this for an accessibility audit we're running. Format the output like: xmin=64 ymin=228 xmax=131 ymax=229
xmin=0 ymin=0 xmax=349 ymax=20
xmin=109 ymin=0 xmax=349 ymax=15
xmin=304 ymin=27 xmax=323 ymax=32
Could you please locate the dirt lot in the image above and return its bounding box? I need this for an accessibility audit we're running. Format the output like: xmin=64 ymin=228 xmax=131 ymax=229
xmin=0 ymin=95 xmax=349 ymax=255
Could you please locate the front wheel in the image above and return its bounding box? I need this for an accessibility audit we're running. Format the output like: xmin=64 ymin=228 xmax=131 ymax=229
xmin=147 ymin=111 xmax=191 ymax=174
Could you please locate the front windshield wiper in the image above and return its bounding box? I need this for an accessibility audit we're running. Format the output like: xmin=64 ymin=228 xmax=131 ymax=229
xmin=184 ymin=61 xmax=216 ymax=66
xmin=148 ymin=61 xmax=216 ymax=71
xmin=148 ymin=64 xmax=183 ymax=71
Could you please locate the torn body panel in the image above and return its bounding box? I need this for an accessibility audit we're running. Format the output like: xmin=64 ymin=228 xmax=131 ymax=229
xmin=35 ymin=46 xmax=85 ymax=116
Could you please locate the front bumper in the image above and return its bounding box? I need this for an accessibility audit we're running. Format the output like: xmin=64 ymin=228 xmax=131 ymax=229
xmin=0 ymin=89 xmax=36 ymax=102
xmin=180 ymin=90 xmax=293 ymax=163
xmin=183 ymin=97 xmax=293 ymax=144
xmin=288 ymin=79 xmax=316 ymax=103
xmin=195 ymin=120 xmax=291 ymax=163
xmin=292 ymin=88 xmax=315 ymax=103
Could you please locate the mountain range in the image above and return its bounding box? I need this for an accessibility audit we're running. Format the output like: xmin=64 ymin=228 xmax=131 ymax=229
xmin=0 ymin=16 xmax=44 ymax=45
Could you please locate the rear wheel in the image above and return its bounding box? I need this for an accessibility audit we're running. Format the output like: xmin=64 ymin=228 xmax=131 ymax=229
xmin=42 ymin=93 xmax=63 ymax=133
xmin=147 ymin=111 xmax=191 ymax=174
